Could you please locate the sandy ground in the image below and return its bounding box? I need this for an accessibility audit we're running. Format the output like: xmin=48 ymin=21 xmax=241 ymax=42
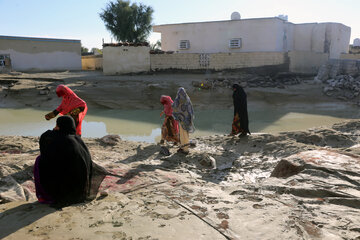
xmin=1 ymin=71 xmax=360 ymax=239
xmin=1 ymin=120 xmax=360 ymax=240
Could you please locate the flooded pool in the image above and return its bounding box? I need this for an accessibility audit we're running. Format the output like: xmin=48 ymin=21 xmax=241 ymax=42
xmin=0 ymin=102 xmax=358 ymax=143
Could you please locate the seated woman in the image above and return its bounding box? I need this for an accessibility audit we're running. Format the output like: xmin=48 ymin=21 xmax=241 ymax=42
xmin=34 ymin=116 xmax=93 ymax=206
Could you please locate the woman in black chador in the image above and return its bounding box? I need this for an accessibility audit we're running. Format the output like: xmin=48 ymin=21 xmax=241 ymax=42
xmin=230 ymin=84 xmax=250 ymax=136
xmin=35 ymin=116 xmax=93 ymax=206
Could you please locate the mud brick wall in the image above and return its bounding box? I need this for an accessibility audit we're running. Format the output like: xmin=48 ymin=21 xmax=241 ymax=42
xmin=150 ymin=52 xmax=285 ymax=71
xmin=150 ymin=53 xmax=201 ymax=70
xmin=210 ymin=52 xmax=285 ymax=70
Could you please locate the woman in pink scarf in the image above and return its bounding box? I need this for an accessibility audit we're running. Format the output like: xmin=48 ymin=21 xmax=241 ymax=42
xmin=160 ymin=95 xmax=179 ymax=144
xmin=45 ymin=85 xmax=88 ymax=136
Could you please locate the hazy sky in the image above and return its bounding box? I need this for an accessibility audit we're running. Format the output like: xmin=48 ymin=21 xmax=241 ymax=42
xmin=1 ymin=0 xmax=359 ymax=49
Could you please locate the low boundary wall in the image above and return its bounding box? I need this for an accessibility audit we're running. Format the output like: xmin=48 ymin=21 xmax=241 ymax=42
xmin=81 ymin=55 xmax=103 ymax=70
xmin=150 ymin=52 xmax=286 ymax=71
xmin=101 ymin=48 xmax=336 ymax=74
xmin=103 ymin=46 xmax=150 ymax=75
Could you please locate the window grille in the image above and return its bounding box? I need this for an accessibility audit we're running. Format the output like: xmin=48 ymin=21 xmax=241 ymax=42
xmin=229 ymin=38 xmax=242 ymax=48
xmin=0 ymin=54 xmax=10 ymax=67
xmin=179 ymin=40 xmax=190 ymax=50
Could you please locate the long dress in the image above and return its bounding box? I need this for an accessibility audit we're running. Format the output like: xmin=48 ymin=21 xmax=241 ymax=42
xmin=172 ymin=88 xmax=195 ymax=152
xmin=55 ymin=85 xmax=88 ymax=136
xmin=35 ymin=116 xmax=93 ymax=206
xmin=231 ymin=84 xmax=250 ymax=135
xmin=160 ymin=95 xmax=179 ymax=143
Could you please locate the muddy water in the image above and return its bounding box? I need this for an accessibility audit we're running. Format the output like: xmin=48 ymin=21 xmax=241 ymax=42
xmin=0 ymin=102 xmax=358 ymax=143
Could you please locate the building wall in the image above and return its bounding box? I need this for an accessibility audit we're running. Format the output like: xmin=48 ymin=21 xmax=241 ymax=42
xmin=283 ymin=23 xmax=295 ymax=52
xmin=154 ymin=20 xmax=351 ymax=59
xmin=288 ymin=51 xmax=329 ymax=73
xmin=327 ymin=23 xmax=351 ymax=59
xmin=0 ymin=36 xmax=81 ymax=71
xmin=103 ymin=46 xmax=150 ymax=75
xmin=293 ymin=23 xmax=325 ymax=52
xmin=82 ymin=55 xmax=103 ymax=70
xmin=340 ymin=53 xmax=360 ymax=60
xmin=150 ymin=52 xmax=285 ymax=71
xmin=291 ymin=23 xmax=350 ymax=59
xmin=153 ymin=18 xmax=286 ymax=53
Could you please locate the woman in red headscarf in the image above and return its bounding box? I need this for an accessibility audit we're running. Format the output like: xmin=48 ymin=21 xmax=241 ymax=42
xmin=45 ymin=85 xmax=88 ymax=136
xmin=159 ymin=95 xmax=179 ymax=144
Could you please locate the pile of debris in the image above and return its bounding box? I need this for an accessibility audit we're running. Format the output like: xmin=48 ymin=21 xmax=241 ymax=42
xmin=192 ymin=72 xmax=303 ymax=90
xmin=315 ymin=59 xmax=360 ymax=104
xmin=322 ymin=75 xmax=360 ymax=101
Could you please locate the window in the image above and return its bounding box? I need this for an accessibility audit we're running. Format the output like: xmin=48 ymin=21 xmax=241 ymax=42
xmin=179 ymin=40 xmax=190 ymax=50
xmin=229 ymin=38 xmax=242 ymax=49
xmin=0 ymin=54 xmax=10 ymax=67
xmin=0 ymin=56 xmax=5 ymax=67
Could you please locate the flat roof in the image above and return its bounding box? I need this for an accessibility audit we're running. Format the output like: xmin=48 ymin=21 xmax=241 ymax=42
xmin=153 ymin=17 xmax=288 ymax=28
xmin=153 ymin=17 xmax=349 ymax=30
xmin=0 ymin=35 xmax=80 ymax=43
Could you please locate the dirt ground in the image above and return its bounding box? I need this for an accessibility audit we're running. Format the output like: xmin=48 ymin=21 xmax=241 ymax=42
xmin=1 ymin=120 xmax=360 ymax=239
xmin=0 ymin=71 xmax=360 ymax=240
xmin=0 ymin=70 xmax=343 ymax=110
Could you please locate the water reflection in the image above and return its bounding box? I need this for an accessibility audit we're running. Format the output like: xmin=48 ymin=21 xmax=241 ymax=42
xmin=0 ymin=104 xmax=358 ymax=143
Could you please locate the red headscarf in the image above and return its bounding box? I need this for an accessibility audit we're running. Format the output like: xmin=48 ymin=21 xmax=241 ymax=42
xmin=55 ymin=85 xmax=87 ymax=135
xmin=160 ymin=95 xmax=173 ymax=116
xmin=160 ymin=95 xmax=178 ymax=134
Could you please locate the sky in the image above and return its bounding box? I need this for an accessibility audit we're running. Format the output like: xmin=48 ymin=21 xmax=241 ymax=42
xmin=1 ymin=0 xmax=359 ymax=49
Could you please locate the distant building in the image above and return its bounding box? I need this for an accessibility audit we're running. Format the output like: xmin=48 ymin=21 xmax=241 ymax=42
xmin=153 ymin=15 xmax=351 ymax=59
xmin=353 ymin=38 xmax=360 ymax=47
xmin=0 ymin=35 xmax=81 ymax=72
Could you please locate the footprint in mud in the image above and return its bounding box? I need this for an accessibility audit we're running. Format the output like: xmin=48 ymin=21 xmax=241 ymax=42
xmin=252 ymin=204 xmax=264 ymax=209
xmin=89 ymin=220 xmax=105 ymax=228
xmin=218 ymin=220 xmax=229 ymax=230
xmin=137 ymin=236 xmax=158 ymax=240
xmin=112 ymin=231 xmax=127 ymax=239
xmin=29 ymin=225 xmax=54 ymax=237
xmin=216 ymin=212 xmax=229 ymax=219
xmin=112 ymin=220 xmax=123 ymax=227
xmin=190 ymin=205 xmax=208 ymax=218
xmin=56 ymin=211 xmax=72 ymax=224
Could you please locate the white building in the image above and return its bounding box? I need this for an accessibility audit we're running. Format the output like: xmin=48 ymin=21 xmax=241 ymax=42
xmin=354 ymin=38 xmax=360 ymax=47
xmin=0 ymin=35 xmax=81 ymax=72
xmin=153 ymin=15 xmax=351 ymax=59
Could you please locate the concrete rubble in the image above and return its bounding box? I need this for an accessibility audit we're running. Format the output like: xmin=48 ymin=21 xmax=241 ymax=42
xmin=193 ymin=72 xmax=304 ymax=90
xmin=315 ymin=59 xmax=360 ymax=105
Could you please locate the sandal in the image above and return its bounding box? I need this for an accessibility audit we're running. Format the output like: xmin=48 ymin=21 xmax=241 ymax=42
xmin=239 ymin=133 xmax=247 ymax=137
